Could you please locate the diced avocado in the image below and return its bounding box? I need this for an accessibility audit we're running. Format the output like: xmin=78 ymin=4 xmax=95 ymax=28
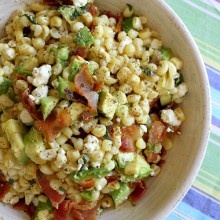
xmin=1 ymin=119 xmax=29 ymax=164
xmin=24 ymin=127 xmax=46 ymax=164
xmin=34 ymin=199 xmax=53 ymax=220
xmin=160 ymin=48 xmax=173 ymax=60
xmin=71 ymin=168 xmax=110 ymax=183
xmin=74 ymin=26 xmax=94 ymax=47
xmin=0 ymin=78 xmax=11 ymax=95
xmin=68 ymin=102 xmax=90 ymax=123
xmin=98 ymin=90 xmax=118 ymax=120
xmin=16 ymin=57 xmax=39 ymax=76
xmin=122 ymin=16 xmax=135 ymax=32
xmin=160 ymin=94 xmax=172 ymax=106
xmin=58 ymin=77 xmax=69 ymax=98
xmin=80 ymin=191 xmax=93 ymax=202
xmin=58 ymin=5 xmax=88 ymax=23
xmin=56 ymin=45 xmax=69 ymax=67
xmin=68 ymin=61 xmax=82 ymax=81
xmin=115 ymin=152 xmax=135 ymax=168
xmin=174 ymin=74 xmax=184 ymax=86
xmin=120 ymin=155 xmax=152 ymax=182
xmin=110 ymin=182 xmax=133 ymax=207
xmin=41 ymin=96 xmax=59 ymax=120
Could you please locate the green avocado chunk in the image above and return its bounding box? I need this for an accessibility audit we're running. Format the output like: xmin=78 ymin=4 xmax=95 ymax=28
xmin=2 ymin=119 xmax=29 ymax=164
xmin=160 ymin=48 xmax=173 ymax=60
xmin=41 ymin=96 xmax=59 ymax=120
xmin=16 ymin=57 xmax=38 ymax=76
xmin=74 ymin=26 xmax=94 ymax=47
xmin=122 ymin=16 xmax=135 ymax=32
xmin=110 ymin=182 xmax=133 ymax=207
xmin=58 ymin=76 xmax=69 ymax=98
xmin=115 ymin=152 xmax=135 ymax=168
xmin=0 ymin=78 xmax=11 ymax=95
xmin=24 ymin=127 xmax=46 ymax=164
xmin=98 ymin=90 xmax=118 ymax=120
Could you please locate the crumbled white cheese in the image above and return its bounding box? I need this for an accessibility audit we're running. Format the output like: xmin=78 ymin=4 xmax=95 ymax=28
xmin=161 ymin=109 xmax=181 ymax=127
xmin=118 ymin=36 xmax=132 ymax=54
xmin=173 ymin=83 xmax=188 ymax=100
xmin=84 ymin=135 xmax=100 ymax=153
xmin=19 ymin=108 xmax=34 ymax=126
xmin=73 ymin=0 xmax=92 ymax=7
xmin=31 ymin=85 xmax=48 ymax=105
xmin=28 ymin=64 xmax=52 ymax=87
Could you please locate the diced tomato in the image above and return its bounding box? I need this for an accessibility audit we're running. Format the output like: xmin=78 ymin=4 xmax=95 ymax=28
xmin=74 ymin=64 xmax=99 ymax=113
xmin=148 ymin=121 xmax=167 ymax=145
xmin=35 ymin=109 xmax=72 ymax=142
xmin=0 ymin=173 xmax=10 ymax=201
xmin=93 ymin=82 xmax=104 ymax=92
xmin=87 ymin=4 xmax=99 ymax=17
xmin=79 ymin=111 xmax=93 ymax=122
xmin=21 ymin=90 xmax=43 ymax=120
xmin=13 ymin=200 xmax=36 ymax=219
xmin=120 ymin=124 xmax=140 ymax=152
xmin=74 ymin=47 xmax=87 ymax=58
xmin=37 ymin=170 xmax=65 ymax=208
xmin=129 ymin=181 xmax=147 ymax=206
xmin=78 ymin=179 xmax=95 ymax=191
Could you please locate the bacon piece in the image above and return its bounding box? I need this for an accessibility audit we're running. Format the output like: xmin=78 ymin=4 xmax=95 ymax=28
xmin=129 ymin=181 xmax=147 ymax=206
xmin=115 ymin=13 xmax=123 ymax=33
xmin=65 ymin=89 xmax=87 ymax=105
xmin=0 ymin=173 xmax=10 ymax=201
xmin=79 ymin=111 xmax=93 ymax=122
xmin=37 ymin=170 xmax=65 ymax=208
xmin=74 ymin=47 xmax=87 ymax=58
xmin=13 ymin=200 xmax=36 ymax=219
xmin=87 ymin=4 xmax=99 ymax=17
xmin=105 ymin=175 xmax=120 ymax=183
xmin=148 ymin=121 xmax=167 ymax=145
xmin=35 ymin=109 xmax=72 ymax=142
xmin=16 ymin=74 xmax=27 ymax=81
xmin=105 ymin=11 xmax=119 ymax=22
xmin=78 ymin=179 xmax=95 ymax=191
xmin=54 ymin=200 xmax=98 ymax=220
xmin=74 ymin=64 xmax=99 ymax=113
xmin=120 ymin=124 xmax=140 ymax=152
xmin=89 ymin=21 xmax=96 ymax=33
xmin=21 ymin=90 xmax=43 ymax=120
xmin=146 ymin=152 xmax=159 ymax=163
xmin=93 ymin=82 xmax=104 ymax=92
xmin=43 ymin=0 xmax=73 ymax=6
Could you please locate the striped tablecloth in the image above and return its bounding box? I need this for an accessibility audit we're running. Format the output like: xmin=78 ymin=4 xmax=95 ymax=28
xmin=164 ymin=0 xmax=220 ymax=219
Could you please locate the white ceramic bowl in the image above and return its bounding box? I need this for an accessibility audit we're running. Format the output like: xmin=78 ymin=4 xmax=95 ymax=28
xmin=0 ymin=0 xmax=210 ymax=219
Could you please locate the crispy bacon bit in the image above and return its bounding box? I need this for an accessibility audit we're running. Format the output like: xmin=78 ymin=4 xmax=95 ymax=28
xmin=157 ymin=159 xmax=165 ymax=168
xmin=146 ymin=152 xmax=159 ymax=163
xmin=105 ymin=175 xmax=120 ymax=183
xmin=0 ymin=173 xmax=10 ymax=201
xmin=21 ymin=90 xmax=43 ymax=120
xmin=89 ymin=21 xmax=96 ymax=33
xmin=74 ymin=64 xmax=99 ymax=113
xmin=65 ymin=89 xmax=87 ymax=105
xmin=129 ymin=181 xmax=147 ymax=206
xmin=105 ymin=11 xmax=119 ymax=22
xmin=54 ymin=200 xmax=98 ymax=220
xmin=93 ymin=82 xmax=104 ymax=92
xmin=43 ymin=0 xmax=73 ymax=6
xmin=37 ymin=170 xmax=65 ymax=208
xmin=78 ymin=179 xmax=95 ymax=191
xmin=120 ymin=124 xmax=140 ymax=152
xmin=13 ymin=200 xmax=36 ymax=219
xmin=148 ymin=121 xmax=167 ymax=145
xmin=88 ymin=4 xmax=99 ymax=17
xmin=160 ymin=148 xmax=167 ymax=158
xmin=16 ymin=74 xmax=27 ymax=81
xmin=79 ymin=111 xmax=93 ymax=122
xmin=35 ymin=109 xmax=72 ymax=142
xmin=115 ymin=13 xmax=123 ymax=33
xmin=74 ymin=47 xmax=87 ymax=58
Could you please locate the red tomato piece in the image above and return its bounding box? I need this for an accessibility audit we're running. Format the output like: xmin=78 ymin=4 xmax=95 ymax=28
xmin=0 ymin=173 xmax=10 ymax=201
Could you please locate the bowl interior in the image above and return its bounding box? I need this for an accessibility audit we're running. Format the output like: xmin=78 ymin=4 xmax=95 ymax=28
xmin=0 ymin=0 xmax=210 ymax=219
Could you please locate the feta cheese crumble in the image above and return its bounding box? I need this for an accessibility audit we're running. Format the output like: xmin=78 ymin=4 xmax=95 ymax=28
xmin=161 ymin=109 xmax=181 ymax=127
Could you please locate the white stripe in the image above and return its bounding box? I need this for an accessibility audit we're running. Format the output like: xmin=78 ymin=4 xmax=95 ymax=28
xmin=211 ymin=124 xmax=220 ymax=135
xmin=209 ymin=136 xmax=220 ymax=147
xmin=182 ymin=0 xmax=220 ymax=21
xmin=171 ymin=209 xmax=195 ymax=220
xmin=208 ymin=0 xmax=220 ymax=13
xmin=212 ymin=99 xmax=220 ymax=108
xmin=206 ymin=64 xmax=220 ymax=76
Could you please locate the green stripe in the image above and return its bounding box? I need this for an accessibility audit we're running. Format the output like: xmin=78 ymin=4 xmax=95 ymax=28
xmin=210 ymin=132 xmax=220 ymax=143
xmin=198 ymin=142 xmax=220 ymax=180
xmin=165 ymin=0 xmax=220 ymax=53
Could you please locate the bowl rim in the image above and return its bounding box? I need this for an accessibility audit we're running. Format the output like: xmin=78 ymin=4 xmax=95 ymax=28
xmin=157 ymin=0 xmax=211 ymax=218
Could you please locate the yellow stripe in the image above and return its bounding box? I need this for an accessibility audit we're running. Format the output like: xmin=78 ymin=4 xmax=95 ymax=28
xmin=193 ymin=180 xmax=220 ymax=199
xmin=197 ymin=173 xmax=220 ymax=189
xmin=194 ymin=37 xmax=220 ymax=53
xmin=199 ymin=168 xmax=220 ymax=182
xmin=198 ymin=45 xmax=220 ymax=60
xmin=201 ymin=54 xmax=220 ymax=69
